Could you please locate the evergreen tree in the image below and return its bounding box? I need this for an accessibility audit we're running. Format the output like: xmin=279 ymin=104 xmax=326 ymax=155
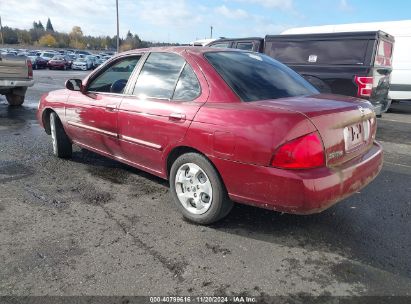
xmin=46 ymin=18 xmax=54 ymax=32
xmin=37 ymin=21 xmax=45 ymax=31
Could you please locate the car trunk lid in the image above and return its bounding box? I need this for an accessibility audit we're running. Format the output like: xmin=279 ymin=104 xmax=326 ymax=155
xmin=0 ymin=54 xmax=29 ymax=79
xmin=254 ymin=94 xmax=377 ymax=167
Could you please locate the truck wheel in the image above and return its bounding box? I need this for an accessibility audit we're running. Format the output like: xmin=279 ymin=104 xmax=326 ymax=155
xmin=6 ymin=93 xmax=25 ymax=106
xmin=49 ymin=112 xmax=72 ymax=158
xmin=170 ymin=153 xmax=233 ymax=225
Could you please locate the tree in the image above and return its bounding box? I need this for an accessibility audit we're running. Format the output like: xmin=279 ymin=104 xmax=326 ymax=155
xmin=39 ymin=34 xmax=57 ymax=47
xmin=126 ymin=30 xmax=133 ymax=40
xmin=2 ymin=27 xmax=18 ymax=44
xmin=69 ymin=26 xmax=84 ymax=49
xmin=46 ymin=18 xmax=54 ymax=32
xmin=17 ymin=30 xmax=32 ymax=44
xmin=37 ymin=21 xmax=45 ymax=31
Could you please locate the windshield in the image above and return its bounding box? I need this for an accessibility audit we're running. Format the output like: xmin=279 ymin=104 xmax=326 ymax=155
xmin=204 ymin=51 xmax=318 ymax=102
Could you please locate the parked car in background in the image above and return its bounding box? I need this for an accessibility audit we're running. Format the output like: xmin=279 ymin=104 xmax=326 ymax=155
xmin=0 ymin=53 xmax=34 ymax=106
xmin=47 ymin=55 xmax=71 ymax=70
xmin=85 ymin=55 xmax=98 ymax=69
xmin=37 ymin=47 xmax=382 ymax=224
xmin=75 ymin=50 xmax=92 ymax=56
xmin=28 ymin=55 xmax=48 ymax=69
xmin=71 ymin=57 xmax=93 ymax=70
xmin=206 ymin=37 xmax=263 ymax=52
xmin=38 ymin=51 xmax=57 ymax=62
xmin=93 ymin=55 xmax=106 ymax=67
xmin=282 ymin=20 xmax=411 ymax=103
xmin=208 ymin=31 xmax=394 ymax=116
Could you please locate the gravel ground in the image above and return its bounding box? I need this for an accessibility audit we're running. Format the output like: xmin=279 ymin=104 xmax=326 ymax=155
xmin=0 ymin=69 xmax=410 ymax=298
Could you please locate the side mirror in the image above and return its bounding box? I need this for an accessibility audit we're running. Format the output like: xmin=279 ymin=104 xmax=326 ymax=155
xmin=65 ymin=79 xmax=83 ymax=91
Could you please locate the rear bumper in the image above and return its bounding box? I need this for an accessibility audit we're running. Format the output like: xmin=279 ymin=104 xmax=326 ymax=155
xmin=213 ymin=142 xmax=383 ymax=214
xmin=48 ymin=64 xmax=65 ymax=68
xmin=0 ymin=79 xmax=34 ymax=89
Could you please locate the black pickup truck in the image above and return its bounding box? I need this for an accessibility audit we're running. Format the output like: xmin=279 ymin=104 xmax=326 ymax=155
xmin=208 ymin=31 xmax=394 ymax=115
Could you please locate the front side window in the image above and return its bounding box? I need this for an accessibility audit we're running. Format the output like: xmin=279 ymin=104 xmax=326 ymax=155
xmin=87 ymin=56 xmax=141 ymax=93
xmin=133 ymin=52 xmax=185 ymax=99
xmin=205 ymin=51 xmax=318 ymax=102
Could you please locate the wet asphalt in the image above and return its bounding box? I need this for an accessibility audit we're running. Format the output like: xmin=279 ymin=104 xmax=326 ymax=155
xmin=0 ymin=69 xmax=410 ymax=298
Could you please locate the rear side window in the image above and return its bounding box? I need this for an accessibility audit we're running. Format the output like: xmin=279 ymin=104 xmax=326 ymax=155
xmin=133 ymin=52 xmax=185 ymax=99
xmin=210 ymin=42 xmax=230 ymax=48
xmin=205 ymin=51 xmax=318 ymax=102
xmin=236 ymin=42 xmax=254 ymax=51
xmin=375 ymin=40 xmax=393 ymax=67
xmin=172 ymin=64 xmax=201 ymax=101
xmin=265 ymin=40 xmax=368 ymax=65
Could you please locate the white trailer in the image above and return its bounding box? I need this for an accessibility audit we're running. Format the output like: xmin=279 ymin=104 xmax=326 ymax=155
xmin=282 ymin=20 xmax=411 ymax=101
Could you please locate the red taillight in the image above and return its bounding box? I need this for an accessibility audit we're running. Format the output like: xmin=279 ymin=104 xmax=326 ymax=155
xmin=354 ymin=76 xmax=373 ymax=98
xmin=27 ymin=60 xmax=33 ymax=78
xmin=271 ymin=132 xmax=325 ymax=169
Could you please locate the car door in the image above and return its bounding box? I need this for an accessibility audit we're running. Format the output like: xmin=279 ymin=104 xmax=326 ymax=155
xmin=65 ymin=55 xmax=142 ymax=155
xmin=118 ymin=51 xmax=208 ymax=175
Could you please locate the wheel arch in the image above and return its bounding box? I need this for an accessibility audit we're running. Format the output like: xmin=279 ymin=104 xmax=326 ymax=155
xmin=42 ymin=108 xmax=56 ymax=135
xmin=165 ymin=146 xmax=225 ymax=188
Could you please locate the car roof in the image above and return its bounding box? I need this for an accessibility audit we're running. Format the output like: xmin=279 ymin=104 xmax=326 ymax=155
xmin=121 ymin=46 xmax=243 ymax=57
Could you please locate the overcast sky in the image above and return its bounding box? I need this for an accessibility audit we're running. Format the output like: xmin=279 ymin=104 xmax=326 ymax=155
xmin=0 ymin=0 xmax=409 ymax=43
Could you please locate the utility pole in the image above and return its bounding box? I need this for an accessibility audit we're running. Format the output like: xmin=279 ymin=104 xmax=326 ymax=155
xmin=210 ymin=25 xmax=213 ymax=39
xmin=116 ymin=0 xmax=120 ymax=53
xmin=0 ymin=16 xmax=4 ymax=45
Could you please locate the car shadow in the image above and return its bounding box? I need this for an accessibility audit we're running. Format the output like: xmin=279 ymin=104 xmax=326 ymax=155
xmin=70 ymin=148 xmax=169 ymax=187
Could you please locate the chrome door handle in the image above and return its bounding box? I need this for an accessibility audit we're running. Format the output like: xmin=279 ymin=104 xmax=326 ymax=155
xmin=106 ymin=104 xmax=117 ymax=112
xmin=169 ymin=113 xmax=186 ymax=121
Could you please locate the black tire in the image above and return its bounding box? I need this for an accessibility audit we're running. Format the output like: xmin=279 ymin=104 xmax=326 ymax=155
xmin=170 ymin=153 xmax=233 ymax=225
xmin=33 ymin=63 xmax=38 ymax=70
xmin=49 ymin=112 xmax=72 ymax=158
xmin=6 ymin=93 xmax=25 ymax=106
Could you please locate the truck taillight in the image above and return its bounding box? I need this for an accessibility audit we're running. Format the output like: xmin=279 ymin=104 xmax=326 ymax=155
xmin=270 ymin=132 xmax=325 ymax=169
xmin=354 ymin=76 xmax=373 ymax=98
xmin=27 ymin=60 xmax=33 ymax=78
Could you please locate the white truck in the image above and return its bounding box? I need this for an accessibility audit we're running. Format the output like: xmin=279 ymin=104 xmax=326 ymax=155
xmin=0 ymin=54 xmax=34 ymax=106
xmin=282 ymin=20 xmax=411 ymax=102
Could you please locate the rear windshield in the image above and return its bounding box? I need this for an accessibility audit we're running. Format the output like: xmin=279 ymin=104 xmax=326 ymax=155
xmin=204 ymin=51 xmax=318 ymax=102
xmin=265 ymin=40 xmax=368 ymax=65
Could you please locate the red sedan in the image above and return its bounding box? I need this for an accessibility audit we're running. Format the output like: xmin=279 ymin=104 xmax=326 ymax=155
xmin=37 ymin=47 xmax=383 ymax=224
xmin=47 ymin=55 xmax=71 ymax=70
